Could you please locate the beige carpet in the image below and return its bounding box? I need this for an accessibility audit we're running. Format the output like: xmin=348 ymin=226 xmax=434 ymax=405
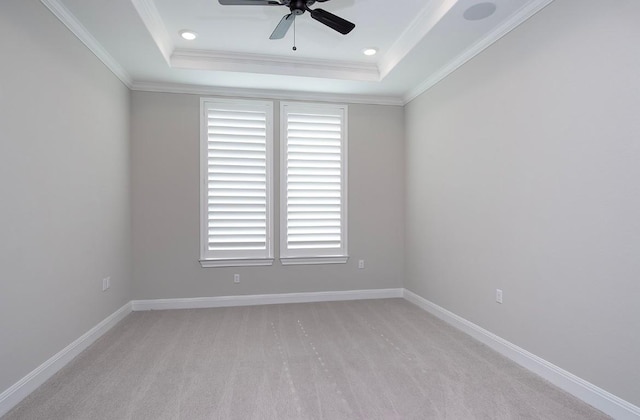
xmin=3 ymin=299 xmax=609 ymax=419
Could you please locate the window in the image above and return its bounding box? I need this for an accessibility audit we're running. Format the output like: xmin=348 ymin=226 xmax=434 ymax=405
xmin=199 ymin=98 xmax=274 ymax=267
xmin=280 ymin=102 xmax=348 ymax=265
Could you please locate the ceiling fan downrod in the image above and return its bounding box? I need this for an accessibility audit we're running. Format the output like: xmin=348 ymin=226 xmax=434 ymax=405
xmin=292 ymin=15 xmax=297 ymax=51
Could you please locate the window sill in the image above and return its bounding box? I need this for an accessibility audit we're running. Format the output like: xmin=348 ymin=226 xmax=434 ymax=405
xmin=280 ymin=256 xmax=349 ymax=266
xmin=199 ymin=258 xmax=274 ymax=268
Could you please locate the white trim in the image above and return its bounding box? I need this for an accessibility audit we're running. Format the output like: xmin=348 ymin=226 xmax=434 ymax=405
xmin=280 ymin=256 xmax=349 ymax=266
xmin=130 ymin=81 xmax=404 ymax=107
xmin=379 ymin=0 xmax=458 ymax=80
xmin=130 ymin=0 xmax=173 ymax=66
xmin=403 ymin=0 xmax=556 ymax=104
xmin=402 ymin=289 xmax=640 ymax=420
xmin=199 ymin=258 xmax=274 ymax=268
xmin=131 ymin=288 xmax=403 ymax=311
xmin=279 ymin=102 xmax=349 ymax=261
xmin=0 ymin=302 xmax=132 ymax=418
xmin=3 ymin=290 xmax=636 ymax=419
xmin=199 ymin=98 xmax=275 ymax=263
xmin=38 ymin=0 xmax=555 ymax=109
xmin=172 ymin=49 xmax=379 ymax=82
xmin=39 ymin=0 xmax=132 ymax=87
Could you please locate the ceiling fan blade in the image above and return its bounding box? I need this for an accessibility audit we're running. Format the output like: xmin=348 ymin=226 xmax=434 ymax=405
xmin=219 ymin=0 xmax=282 ymax=5
xmin=270 ymin=13 xmax=295 ymax=39
xmin=309 ymin=8 xmax=355 ymax=35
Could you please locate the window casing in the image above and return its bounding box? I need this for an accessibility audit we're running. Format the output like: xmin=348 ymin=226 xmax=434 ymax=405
xmin=280 ymin=102 xmax=348 ymax=265
xmin=200 ymin=98 xmax=274 ymax=267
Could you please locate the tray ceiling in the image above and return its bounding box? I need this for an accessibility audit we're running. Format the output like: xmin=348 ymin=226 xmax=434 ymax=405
xmin=42 ymin=0 xmax=555 ymax=103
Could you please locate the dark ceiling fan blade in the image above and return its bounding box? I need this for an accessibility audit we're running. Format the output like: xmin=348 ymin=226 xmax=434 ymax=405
xmin=309 ymin=8 xmax=355 ymax=35
xmin=218 ymin=0 xmax=282 ymax=5
xmin=270 ymin=13 xmax=295 ymax=39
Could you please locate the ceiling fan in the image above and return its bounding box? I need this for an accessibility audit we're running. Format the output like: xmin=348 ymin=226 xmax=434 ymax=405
xmin=218 ymin=0 xmax=355 ymax=40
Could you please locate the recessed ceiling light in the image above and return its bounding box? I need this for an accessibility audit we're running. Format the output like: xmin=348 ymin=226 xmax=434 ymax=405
xmin=179 ymin=30 xmax=197 ymax=41
xmin=463 ymin=2 xmax=497 ymax=21
xmin=363 ymin=48 xmax=378 ymax=56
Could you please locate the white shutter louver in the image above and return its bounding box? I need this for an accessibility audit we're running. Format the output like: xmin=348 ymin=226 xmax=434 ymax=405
xmin=281 ymin=103 xmax=348 ymax=264
xmin=200 ymin=99 xmax=274 ymax=266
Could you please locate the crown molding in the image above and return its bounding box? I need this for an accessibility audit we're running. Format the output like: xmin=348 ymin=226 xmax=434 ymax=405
xmin=131 ymin=0 xmax=379 ymax=82
xmin=130 ymin=81 xmax=404 ymax=106
xmin=40 ymin=0 xmax=557 ymax=109
xmin=171 ymin=49 xmax=380 ymax=82
xmin=379 ymin=0 xmax=457 ymax=80
xmin=403 ymin=0 xmax=556 ymax=104
xmin=130 ymin=0 xmax=173 ymax=66
xmin=39 ymin=0 xmax=133 ymax=87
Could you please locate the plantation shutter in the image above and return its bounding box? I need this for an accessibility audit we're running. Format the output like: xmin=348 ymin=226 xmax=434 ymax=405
xmin=200 ymin=99 xmax=274 ymax=266
xmin=280 ymin=103 xmax=348 ymax=264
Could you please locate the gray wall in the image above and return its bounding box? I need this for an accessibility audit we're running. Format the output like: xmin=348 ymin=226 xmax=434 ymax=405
xmin=131 ymin=92 xmax=404 ymax=299
xmin=0 ymin=1 xmax=131 ymax=393
xmin=405 ymin=0 xmax=640 ymax=406
xmin=4 ymin=0 xmax=637 ymax=410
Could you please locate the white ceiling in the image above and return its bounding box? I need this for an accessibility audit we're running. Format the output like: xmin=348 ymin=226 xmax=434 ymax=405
xmin=43 ymin=0 xmax=554 ymax=104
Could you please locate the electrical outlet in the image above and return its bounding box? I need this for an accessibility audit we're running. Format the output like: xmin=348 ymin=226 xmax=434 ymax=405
xmin=102 ymin=277 xmax=110 ymax=292
xmin=358 ymin=260 xmax=365 ymax=269
xmin=234 ymin=274 xmax=240 ymax=284
xmin=496 ymin=289 xmax=503 ymax=304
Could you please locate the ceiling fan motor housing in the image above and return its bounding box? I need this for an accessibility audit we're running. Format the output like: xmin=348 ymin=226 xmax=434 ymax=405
xmin=217 ymin=0 xmax=353 ymax=39
xmin=280 ymin=0 xmax=318 ymax=5
xmin=289 ymin=0 xmax=314 ymax=15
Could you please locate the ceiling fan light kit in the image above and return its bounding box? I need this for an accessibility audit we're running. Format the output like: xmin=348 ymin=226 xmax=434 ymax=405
xmin=218 ymin=0 xmax=355 ymax=41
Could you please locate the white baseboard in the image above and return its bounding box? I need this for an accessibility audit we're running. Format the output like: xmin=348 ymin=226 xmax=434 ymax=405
xmin=403 ymin=289 xmax=640 ymax=420
xmin=4 ymin=289 xmax=635 ymax=419
xmin=132 ymin=288 xmax=404 ymax=311
xmin=0 ymin=302 xmax=132 ymax=418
